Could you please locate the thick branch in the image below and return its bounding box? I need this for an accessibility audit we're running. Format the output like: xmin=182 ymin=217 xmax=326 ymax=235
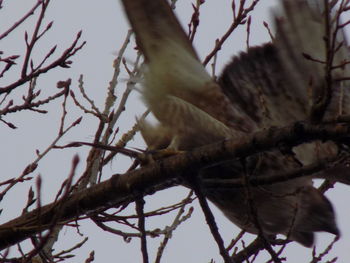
xmin=0 ymin=121 xmax=349 ymax=250
xmin=203 ymin=153 xmax=350 ymax=188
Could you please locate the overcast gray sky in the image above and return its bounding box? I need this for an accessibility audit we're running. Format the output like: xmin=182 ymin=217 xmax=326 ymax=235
xmin=1 ymin=0 xmax=349 ymax=262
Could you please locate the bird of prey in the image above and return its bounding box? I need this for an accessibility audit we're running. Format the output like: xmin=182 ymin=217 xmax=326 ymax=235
xmin=120 ymin=0 xmax=350 ymax=247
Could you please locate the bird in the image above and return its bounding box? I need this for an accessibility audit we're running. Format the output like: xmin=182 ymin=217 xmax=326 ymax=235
xmin=120 ymin=0 xmax=350 ymax=247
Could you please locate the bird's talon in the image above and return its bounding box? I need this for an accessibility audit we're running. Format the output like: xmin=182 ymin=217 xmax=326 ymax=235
xmin=147 ymin=148 xmax=184 ymax=160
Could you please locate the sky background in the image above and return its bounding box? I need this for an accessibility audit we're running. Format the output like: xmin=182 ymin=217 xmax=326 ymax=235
xmin=1 ymin=0 xmax=350 ymax=262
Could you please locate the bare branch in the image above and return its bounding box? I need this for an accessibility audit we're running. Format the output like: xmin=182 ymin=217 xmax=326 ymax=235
xmin=1 ymin=120 xmax=350 ymax=249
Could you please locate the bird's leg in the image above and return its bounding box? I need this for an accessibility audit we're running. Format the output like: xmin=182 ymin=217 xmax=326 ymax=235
xmin=147 ymin=135 xmax=185 ymax=160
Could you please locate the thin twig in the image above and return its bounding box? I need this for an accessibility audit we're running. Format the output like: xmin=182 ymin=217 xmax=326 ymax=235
xmin=241 ymin=158 xmax=282 ymax=263
xmin=189 ymin=174 xmax=233 ymax=263
xmin=203 ymin=0 xmax=261 ymax=66
xmin=136 ymin=198 xmax=149 ymax=263
xmin=0 ymin=0 xmax=43 ymax=40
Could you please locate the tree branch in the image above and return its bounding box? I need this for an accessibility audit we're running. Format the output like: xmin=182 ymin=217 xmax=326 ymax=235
xmin=0 ymin=120 xmax=350 ymax=249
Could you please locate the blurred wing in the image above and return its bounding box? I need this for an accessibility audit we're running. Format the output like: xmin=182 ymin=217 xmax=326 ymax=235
xmin=219 ymin=0 xmax=350 ymax=130
xmin=121 ymin=0 xmax=255 ymax=149
xmin=219 ymin=43 xmax=309 ymax=129
xmin=121 ymin=0 xmax=197 ymax=62
xmin=276 ymin=0 xmax=350 ymax=120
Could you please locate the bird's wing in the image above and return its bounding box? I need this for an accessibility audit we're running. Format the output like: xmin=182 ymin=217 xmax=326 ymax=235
xmin=121 ymin=0 xmax=256 ymax=148
xmin=219 ymin=43 xmax=309 ymax=129
xmin=219 ymin=0 xmax=350 ymax=129
xmin=121 ymin=0 xmax=197 ymax=62
xmin=276 ymin=0 xmax=350 ymax=120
